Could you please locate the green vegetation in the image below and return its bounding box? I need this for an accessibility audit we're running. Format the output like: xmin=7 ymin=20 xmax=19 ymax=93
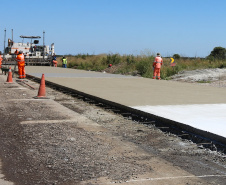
xmin=173 ymin=54 xmax=180 ymax=59
xmin=207 ymin=47 xmax=226 ymax=60
xmin=56 ymin=47 xmax=226 ymax=80
xmin=197 ymin=80 xmax=211 ymax=83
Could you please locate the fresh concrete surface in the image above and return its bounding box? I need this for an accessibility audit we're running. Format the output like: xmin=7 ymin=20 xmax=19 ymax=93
xmin=25 ymin=66 xmax=226 ymax=106
xmin=25 ymin=66 xmax=226 ymax=138
xmin=133 ymin=104 xmax=226 ymax=138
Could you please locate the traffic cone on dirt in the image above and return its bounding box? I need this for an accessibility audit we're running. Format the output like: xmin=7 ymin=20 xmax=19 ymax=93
xmin=36 ymin=74 xmax=46 ymax=98
xmin=6 ymin=67 xmax=13 ymax=83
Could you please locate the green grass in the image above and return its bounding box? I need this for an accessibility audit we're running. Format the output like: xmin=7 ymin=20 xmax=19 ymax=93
xmin=56 ymin=54 xmax=226 ymax=80
xmin=197 ymin=80 xmax=211 ymax=83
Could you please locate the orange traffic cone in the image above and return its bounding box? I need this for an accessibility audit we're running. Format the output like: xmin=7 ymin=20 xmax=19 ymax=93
xmin=6 ymin=67 xmax=13 ymax=83
xmin=36 ymin=74 xmax=46 ymax=98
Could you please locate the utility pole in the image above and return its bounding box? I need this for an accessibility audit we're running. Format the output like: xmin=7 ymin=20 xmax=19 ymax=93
xmin=11 ymin=29 xmax=13 ymax=42
xmin=4 ymin=28 xmax=6 ymax=62
xmin=43 ymin=30 xmax=45 ymax=62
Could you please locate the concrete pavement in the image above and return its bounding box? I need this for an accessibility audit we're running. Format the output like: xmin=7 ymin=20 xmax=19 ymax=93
xmin=25 ymin=66 xmax=226 ymax=138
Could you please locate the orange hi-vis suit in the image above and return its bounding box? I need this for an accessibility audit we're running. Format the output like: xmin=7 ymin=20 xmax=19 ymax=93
xmin=153 ymin=56 xmax=163 ymax=79
xmin=16 ymin=53 xmax=26 ymax=79
xmin=0 ymin=55 xmax=2 ymax=69
xmin=14 ymin=50 xmax=19 ymax=55
xmin=52 ymin=60 xmax=58 ymax=67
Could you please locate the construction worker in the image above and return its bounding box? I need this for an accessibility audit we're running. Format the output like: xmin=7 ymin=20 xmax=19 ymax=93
xmin=52 ymin=54 xmax=57 ymax=67
xmin=52 ymin=60 xmax=58 ymax=67
xmin=62 ymin=56 xmax=67 ymax=68
xmin=16 ymin=51 xmax=26 ymax=79
xmin=14 ymin=49 xmax=19 ymax=55
xmin=0 ymin=51 xmax=2 ymax=69
xmin=153 ymin=53 xmax=163 ymax=80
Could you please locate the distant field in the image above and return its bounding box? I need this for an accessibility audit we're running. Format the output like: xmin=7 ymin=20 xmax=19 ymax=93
xmin=56 ymin=54 xmax=226 ymax=79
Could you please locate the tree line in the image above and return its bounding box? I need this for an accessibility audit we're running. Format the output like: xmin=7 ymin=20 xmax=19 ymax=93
xmin=173 ymin=46 xmax=226 ymax=60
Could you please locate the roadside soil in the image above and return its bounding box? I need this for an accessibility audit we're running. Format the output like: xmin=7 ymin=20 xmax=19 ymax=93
xmin=0 ymin=72 xmax=226 ymax=185
xmin=170 ymin=68 xmax=226 ymax=88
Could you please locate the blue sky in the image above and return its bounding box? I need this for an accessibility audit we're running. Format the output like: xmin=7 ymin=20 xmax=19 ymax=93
xmin=0 ymin=0 xmax=226 ymax=57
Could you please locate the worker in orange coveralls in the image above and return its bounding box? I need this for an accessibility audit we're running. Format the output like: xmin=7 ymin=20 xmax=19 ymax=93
xmin=52 ymin=60 xmax=58 ymax=67
xmin=14 ymin=49 xmax=19 ymax=55
xmin=16 ymin=51 xmax=26 ymax=79
xmin=153 ymin=53 xmax=163 ymax=80
xmin=0 ymin=51 xmax=2 ymax=69
xmin=52 ymin=54 xmax=58 ymax=67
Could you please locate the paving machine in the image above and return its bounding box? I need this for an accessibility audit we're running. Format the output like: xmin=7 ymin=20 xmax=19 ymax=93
xmin=3 ymin=34 xmax=55 ymax=66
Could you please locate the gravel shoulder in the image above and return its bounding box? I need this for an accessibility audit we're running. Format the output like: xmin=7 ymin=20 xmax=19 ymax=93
xmin=0 ymin=73 xmax=226 ymax=185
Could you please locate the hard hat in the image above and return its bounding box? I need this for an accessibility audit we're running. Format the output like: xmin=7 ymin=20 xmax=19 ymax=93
xmin=19 ymin=50 xmax=23 ymax=54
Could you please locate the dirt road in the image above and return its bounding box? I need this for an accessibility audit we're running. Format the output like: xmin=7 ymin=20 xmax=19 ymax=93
xmin=0 ymin=74 xmax=226 ymax=185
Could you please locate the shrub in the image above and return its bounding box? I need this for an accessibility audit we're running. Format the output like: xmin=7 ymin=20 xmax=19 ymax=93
xmin=136 ymin=60 xmax=152 ymax=76
xmin=126 ymin=55 xmax=135 ymax=65
xmin=106 ymin=54 xmax=121 ymax=65
xmin=173 ymin=54 xmax=180 ymax=59
xmin=207 ymin=46 xmax=226 ymax=60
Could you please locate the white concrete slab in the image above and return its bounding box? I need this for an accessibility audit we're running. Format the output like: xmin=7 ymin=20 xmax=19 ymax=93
xmin=133 ymin=104 xmax=226 ymax=138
